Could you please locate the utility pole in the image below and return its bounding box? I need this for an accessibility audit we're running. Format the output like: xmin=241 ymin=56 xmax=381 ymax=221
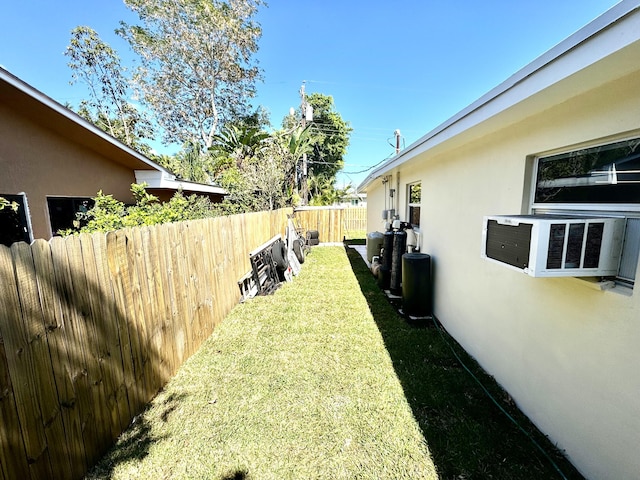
xmin=394 ymin=129 xmax=401 ymax=154
xmin=300 ymin=81 xmax=313 ymax=205
xmin=300 ymin=82 xmax=309 ymax=205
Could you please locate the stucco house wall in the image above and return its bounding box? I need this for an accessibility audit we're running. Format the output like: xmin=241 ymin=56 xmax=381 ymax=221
xmin=0 ymin=67 xmax=225 ymax=242
xmin=0 ymin=102 xmax=139 ymax=239
xmin=361 ymin=3 xmax=640 ymax=479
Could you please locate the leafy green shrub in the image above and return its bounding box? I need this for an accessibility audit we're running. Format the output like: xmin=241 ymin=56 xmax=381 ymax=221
xmin=62 ymin=183 xmax=229 ymax=235
xmin=0 ymin=197 xmax=18 ymax=212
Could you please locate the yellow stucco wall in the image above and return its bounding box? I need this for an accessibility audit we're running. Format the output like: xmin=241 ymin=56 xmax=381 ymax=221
xmin=365 ymin=69 xmax=640 ymax=479
xmin=0 ymin=103 xmax=138 ymax=239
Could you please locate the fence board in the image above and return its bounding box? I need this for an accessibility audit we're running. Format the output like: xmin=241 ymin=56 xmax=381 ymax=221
xmin=106 ymin=230 xmax=142 ymax=417
xmin=294 ymin=208 xmax=339 ymax=243
xmin=293 ymin=207 xmax=366 ymax=242
xmin=154 ymin=223 xmax=179 ymax=378
xmin=30 ymin=240 xmax=81 ymax=479
xmin=0 ymin=244 xmax=54 ymax=479
xmin=90 ymin=233 xmax=130 ymax=434
xmin=64 ymin=235 xmax=113 ymax=465
xmin=78 ymin=233 xmax=123 ymax=444
xmin=129 ymin=227 xmax=157 ymax=403
xmin=123 ymin=228 xmax=153 ymax=406
xmin=0 ymin=342 xmax=29 ymax=480
xmin=0 ymin=246 xmax=31 ymax=480
xmin=168 ymin=223 xmax=189 ymax=365
xmin=31 ymin=240 xmax=77 ymax=478
xmin=342 ymin=207 xmax=367 ymax=233
xmin=143 ymin=227 xmax=171 ymax=388
xmin=50 ymin=236 xmax=97 ymax=473
xmin=181 ymin=223 xmax=201 ymax=352
xmin=189 ymin=221 xmax=213 ymax=343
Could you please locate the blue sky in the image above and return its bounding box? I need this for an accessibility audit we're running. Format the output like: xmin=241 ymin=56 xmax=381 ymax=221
xmin=0 ymin=0 xmax=621 ymax=188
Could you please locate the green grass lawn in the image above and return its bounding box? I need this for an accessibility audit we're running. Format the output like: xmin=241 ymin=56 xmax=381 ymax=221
xmin=86 ymin=246 xmax=583 ymax=480
xmin=343 ymin=229 xmax=365 ymax=241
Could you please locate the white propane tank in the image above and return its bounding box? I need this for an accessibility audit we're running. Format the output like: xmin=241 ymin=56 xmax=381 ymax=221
xmin=406 ymin=228 xmax=418 ymax=252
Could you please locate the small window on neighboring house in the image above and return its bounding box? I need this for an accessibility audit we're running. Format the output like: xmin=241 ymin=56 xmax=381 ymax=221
xmin=532 ymin=136 xmax=640 ymax=285
xmin=0 ymin=194 xmax=31 ymax=246
xmin=408 ymin=182 xmax=421 ymax=227
xmin=47 ymin=197 xmax=94 ymax=236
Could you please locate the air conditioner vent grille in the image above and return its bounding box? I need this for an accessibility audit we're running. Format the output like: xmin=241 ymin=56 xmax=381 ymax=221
xmin=547 ymin=224 xmax=566 ymax=269
xmin=584 ymin=223 xmax=605 ymax=268
xmin=485 ymin=220 xmax=531 ymax=269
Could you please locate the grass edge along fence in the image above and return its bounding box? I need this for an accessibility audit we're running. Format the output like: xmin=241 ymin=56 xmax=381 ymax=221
xmin=0 ymin=208 xmax=290 ymax=480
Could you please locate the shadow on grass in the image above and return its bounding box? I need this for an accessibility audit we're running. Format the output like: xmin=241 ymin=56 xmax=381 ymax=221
xmin=343 ymin=243 xmax=584 ymax=480
xmin=219 ymin=469 xmax=250 ymax=480
xmin=85 ymin=392 xmax=186 ymax=479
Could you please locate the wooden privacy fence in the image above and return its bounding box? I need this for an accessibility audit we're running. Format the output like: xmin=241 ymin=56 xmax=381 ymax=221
xmin=294 ymin=207 xmax=367 ymax=243
xmin=0 ymin=208 xmax=290 ymax=480
xmin=342 ymin=207 xmax=367 ymax=234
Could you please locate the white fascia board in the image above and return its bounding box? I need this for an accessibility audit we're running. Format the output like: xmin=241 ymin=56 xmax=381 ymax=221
xmin=167 ymin=179 xmax=227 ymax=195
xmin=358 ymin=0 xmax=640 ymax=191
xmin=134 ymin=170 xmax=227 ymax=195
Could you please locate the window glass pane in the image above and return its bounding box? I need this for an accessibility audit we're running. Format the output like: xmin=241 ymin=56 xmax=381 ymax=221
xmin=409 ymin=206 xmax=420 ymax=226
xmin=409 ymin=183 xmax=421 ymax=203
xmin=0 ymin=194 xmax=30 ymax=246
xmin=47 ymin=197 xmax=94 ymax=235
xmin=535 ymin=138 xmax=640 ymax=204
xmin=407 ymin=183 xmax=421 ymax=227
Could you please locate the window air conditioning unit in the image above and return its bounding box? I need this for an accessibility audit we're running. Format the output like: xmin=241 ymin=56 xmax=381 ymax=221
xmin=481 ymin=215 xmax=625 ymax=277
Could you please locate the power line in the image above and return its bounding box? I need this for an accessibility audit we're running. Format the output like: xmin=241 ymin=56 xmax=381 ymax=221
xmin=341 ymin=153 xmax=394 ymax=175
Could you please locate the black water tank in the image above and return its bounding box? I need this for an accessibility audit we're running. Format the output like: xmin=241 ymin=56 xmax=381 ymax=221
xmin=390 ymin=229 xmax=407 ymax=295
xmin=382 ymin=229 xmax=394 ymax=271
xmin=402 ymin=253 xmax=432 ymax=317
xmin=378 ymin=265 xmax=390 ymax=290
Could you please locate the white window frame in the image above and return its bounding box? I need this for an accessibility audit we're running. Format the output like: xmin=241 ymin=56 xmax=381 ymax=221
xmin=529 ymin=134 xmax=640 ymax=288
xmin=407 ymin=182 xmax=421 ymax=228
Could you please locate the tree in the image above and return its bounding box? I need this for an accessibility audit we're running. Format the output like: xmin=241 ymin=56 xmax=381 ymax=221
xmin=283 ymin=93 xmax=352 ymax=204
xmin=209 ymin=124 xmax=270 ymax=169
xmin=308 ymin=174 xmax=351 ymax=206
xmin=305 ymin=93 xmax=352 ymax=182
xmin=153 ymin=142 xmax=212 ymax=183
xmin=65 ymin=26 xmax=154 ymax=151
xmin=243 ymin=137 xmax=293 ymax=211
xmin=207 ymin=124 xmax=286 ymax=211
xmin=118 ymin=0 xmax=264 ymax=149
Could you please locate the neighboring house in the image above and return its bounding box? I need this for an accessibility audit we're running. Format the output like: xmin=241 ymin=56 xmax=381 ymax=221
xmin=359 ymin=2 xmax=640 ymax=479
xmin=0 ymin=67 xmax=226 ymax=245
xmin=335 ymin=192 xmax=367 ymax=208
